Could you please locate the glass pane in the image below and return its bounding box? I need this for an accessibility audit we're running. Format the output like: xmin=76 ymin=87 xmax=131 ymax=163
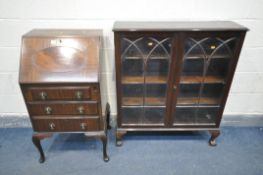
xmin=122 ymin=107 xmax=165 ymax=125
xmin=120 ymin=36 xmax=171 ymax=126
xmin=122 ymin=84 xmax=143 ymax=106
xmin=175 ymin=107 xmax=219 ymax=124
xmin=145 ymin=84 xmax=167 ymax=106
xmin=174 ymin=36 xmax=237 ymax=125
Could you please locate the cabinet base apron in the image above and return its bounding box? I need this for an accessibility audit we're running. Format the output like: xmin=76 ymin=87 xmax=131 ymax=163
xmin=116 ymin=128 xmax=220 ymax=147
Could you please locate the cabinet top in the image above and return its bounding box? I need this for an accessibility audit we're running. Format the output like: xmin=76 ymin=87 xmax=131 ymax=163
xmin=113 ymin=21 xmax=248 ymax=32
xmin=19 ymin=29 xmax=102 ymax=84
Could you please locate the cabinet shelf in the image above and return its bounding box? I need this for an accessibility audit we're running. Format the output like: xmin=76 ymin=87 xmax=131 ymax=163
xmin=122 ymin=97 xmax=165 ymax=106
xmin=177 ymin=97 xmax=220 ymax=105
xmin=180 ymin=75 xmax=225 ymax=84
xmin=122 ymin=75 xmax=167 ymax=84
xmin=185 ymin=54 xmax=230 ymax=60
xmin=124 ymin=55 xmax=169 ymax=60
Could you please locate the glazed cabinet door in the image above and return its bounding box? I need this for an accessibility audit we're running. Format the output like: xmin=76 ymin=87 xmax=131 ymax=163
xmin=116 ymin=33 xmax=173 ymax=127
xmin=172 ymin=32 xmax=245 ymax=127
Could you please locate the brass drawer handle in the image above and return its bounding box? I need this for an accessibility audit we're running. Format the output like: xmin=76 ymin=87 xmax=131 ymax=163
xmin=39 ymin=91 xmax=47 ymax=100
xmin=78 ymin=106 xmax=85 ymax=114
xmin=45 ymin=106 xmax=52 ymax=115
xmin=80 ymin=123 xmax=87 ymax=130
xmin=49 ymin=123 xmax=55 ymax=130
xmin=75 ymin=91 xmax=83 ymax=100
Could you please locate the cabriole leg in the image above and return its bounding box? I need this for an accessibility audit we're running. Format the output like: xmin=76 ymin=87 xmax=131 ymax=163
xmin=209 ymin=130 xmax=220 ymax=146
xmin=100 ymin=135 xmax=109 ymax=162
xmin=32 ymin=133 xmax=52 ymax=163
xmin=106 ymin=102 xmax=111 ymax=130
xmin=116 ymin=130 xmax=127 ymax=146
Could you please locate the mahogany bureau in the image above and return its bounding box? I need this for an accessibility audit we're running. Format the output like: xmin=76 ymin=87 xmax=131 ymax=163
xmin=19 ymin=29 xmax=110 ymax=163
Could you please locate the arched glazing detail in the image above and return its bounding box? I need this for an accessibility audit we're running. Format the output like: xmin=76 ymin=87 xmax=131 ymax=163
xmin=174 ymin=37 xmax=237 ymax=125
xmin=120 ymin=36 xmax=172 ymax=125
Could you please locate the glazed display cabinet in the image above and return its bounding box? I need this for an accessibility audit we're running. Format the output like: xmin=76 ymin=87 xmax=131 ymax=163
xmin=113 ymin=21 xmax=248 ymax=146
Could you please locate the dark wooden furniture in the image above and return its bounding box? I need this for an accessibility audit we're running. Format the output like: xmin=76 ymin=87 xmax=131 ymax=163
xmin=113 ymin=21 xmax=248 ymax=146
xmin=19 ymin=29 xmax=110 ymax=163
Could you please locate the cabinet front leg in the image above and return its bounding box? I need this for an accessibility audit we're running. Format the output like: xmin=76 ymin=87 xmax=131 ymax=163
xmin=32 ymin=133 xmax=52 ymax=163
xmin=100 ymin=135 xmax=109 ymax=162
xmin=209 ymin=130 xmax=220 ymax=146
xmin=116 ymin=130 xmax=127 ymax=146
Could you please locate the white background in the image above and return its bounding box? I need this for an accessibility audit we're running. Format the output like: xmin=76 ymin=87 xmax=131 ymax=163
xmin=0 ymin=0 xmax=263 ymax=118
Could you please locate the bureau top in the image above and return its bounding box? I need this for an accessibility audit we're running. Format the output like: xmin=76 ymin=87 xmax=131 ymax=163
xmin=113 ymin=21 xmax=248 ymax=32
xmin=19 ymin=29 xmax=102 ymax=84
xmin=23 ymin=29 xmax=102 ymax=38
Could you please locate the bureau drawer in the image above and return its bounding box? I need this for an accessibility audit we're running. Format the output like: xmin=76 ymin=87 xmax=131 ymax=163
xmin=32 ymin=117 xmax=100 ymax=132
xmin=23 ymin=86 xmax=99 ymax=101
xmin=27 ymin=102 xmax=98 ymax=115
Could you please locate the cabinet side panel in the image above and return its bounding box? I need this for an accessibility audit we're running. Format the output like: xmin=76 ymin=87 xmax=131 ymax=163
xmin=215 ymin=32 xmax=246 ymax=127
xmin=114 ymin=33 xmax=123 ymax=127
